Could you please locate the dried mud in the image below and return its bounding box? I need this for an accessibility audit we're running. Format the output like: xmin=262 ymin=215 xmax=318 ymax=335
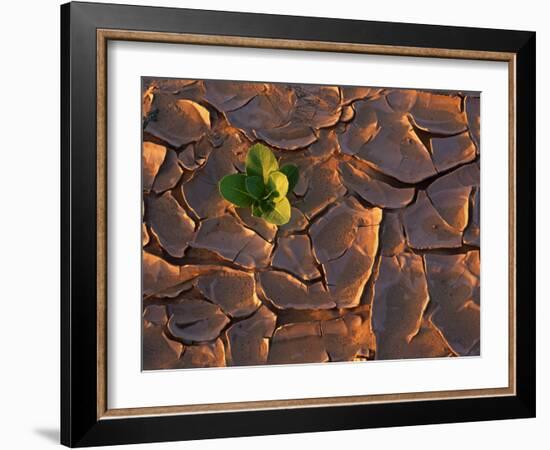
xmin=142 ymin=78 xmax=480 ymax=369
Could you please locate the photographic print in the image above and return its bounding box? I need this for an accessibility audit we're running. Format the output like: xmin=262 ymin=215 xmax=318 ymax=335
xmin=141 ymin=78 xmax=480 ymax=370
xmin=62 ymin=5 xmax=534 ymax=444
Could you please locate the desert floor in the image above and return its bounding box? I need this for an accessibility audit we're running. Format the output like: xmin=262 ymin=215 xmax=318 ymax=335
xmin=141 ymin=78 xmax=480 ymax=370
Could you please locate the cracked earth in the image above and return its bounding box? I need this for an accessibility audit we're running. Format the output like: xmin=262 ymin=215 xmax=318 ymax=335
xmin=142 ymin=78 xmax=480 ymax=370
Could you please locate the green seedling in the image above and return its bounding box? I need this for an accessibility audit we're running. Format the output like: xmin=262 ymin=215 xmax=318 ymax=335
xmin=219 ymin=143 xmax=299 ymax=226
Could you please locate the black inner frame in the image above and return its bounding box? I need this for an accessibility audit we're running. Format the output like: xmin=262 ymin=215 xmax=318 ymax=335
xmin=61 ymin=2 xmax=536 ymax=447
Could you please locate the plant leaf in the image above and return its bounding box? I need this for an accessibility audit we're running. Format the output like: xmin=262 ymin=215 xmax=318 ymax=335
xmin=262 ymin=197 xmax=291 ymax=225
xmin=245 ymin=143 xmax=279 ymax=184
xmin=279 ymin=164 xmax=299 ymax=192
xmin=245 ymin=176 xmax=264 ymax=199
xmin=267 ymin=171 xmax=289 ymax=203
xmin=251 ymin=203 xmax=263 ymax=217
xmin=258 ymin=197 xmax=275 ymax=214
xmin=219 ymin=173 xmax=254 ymax=207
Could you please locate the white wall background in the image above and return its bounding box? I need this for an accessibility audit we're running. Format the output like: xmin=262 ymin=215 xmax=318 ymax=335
xmin=0 ymin=0 xmax=545 ymax=448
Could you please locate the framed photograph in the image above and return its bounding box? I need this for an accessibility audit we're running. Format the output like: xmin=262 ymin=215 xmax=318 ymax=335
xmin=61 ymin=1 xmax=536 ymax=447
